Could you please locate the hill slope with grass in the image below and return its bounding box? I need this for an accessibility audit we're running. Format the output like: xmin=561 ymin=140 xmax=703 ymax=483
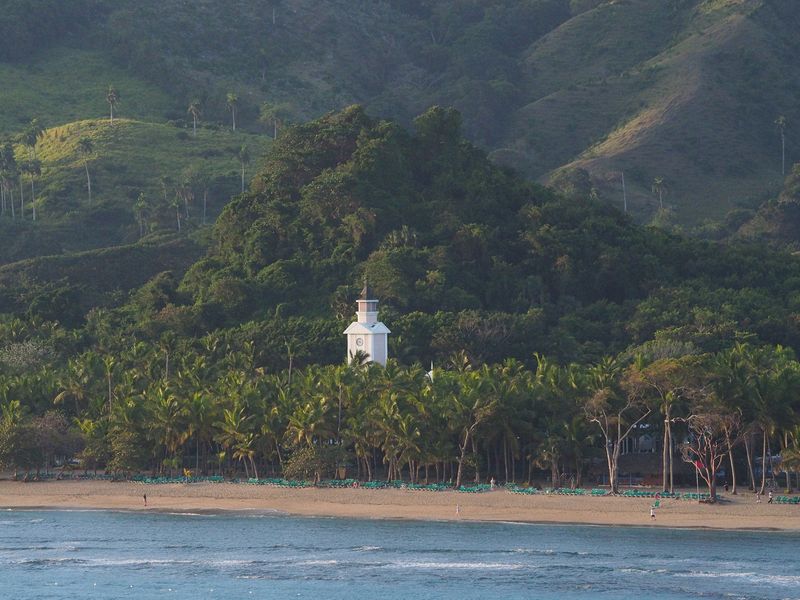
xmin=1 ymin=118 xmax=269 ymax=264
xmin=83 ymin=0 xmax=800 ymax=225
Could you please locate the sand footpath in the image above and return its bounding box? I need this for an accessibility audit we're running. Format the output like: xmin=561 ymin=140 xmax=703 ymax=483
xmin=2 ymin=480 xmax=799 ymax=530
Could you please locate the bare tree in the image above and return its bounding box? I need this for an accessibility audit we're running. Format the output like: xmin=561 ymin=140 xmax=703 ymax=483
xmin=680 ymin=405 xmax=741 ymax=502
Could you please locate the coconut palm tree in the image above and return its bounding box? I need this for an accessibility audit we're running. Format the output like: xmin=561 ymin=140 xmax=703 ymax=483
xmin=651 ymin=177 xmax=666 ymax=209
xmin=226 ymin=92 xmax=239 ymax=132
xmin=107 ymin=86 xmax=119 ymax=124
xmin=147 ymin=385 xmax=188 ymax=475
xmin=216 ymin=403 xmax=256 ymax=477
xmin=237 ymin=145 xmax=250 ymax=193
xmin=22 ymin=119 xmax=44 ymax=160
xmin=185 ymin=391 xmax=217 ymax=474
xmin=133 ymin=192 xmax=149 ymax=238
xmin=21 ymin=160 xmax=40 ymax=221
xmin=77 ymin=137 xmax=93 ymax=204
xmin=187 ymin=100 xmax=201 ymax=137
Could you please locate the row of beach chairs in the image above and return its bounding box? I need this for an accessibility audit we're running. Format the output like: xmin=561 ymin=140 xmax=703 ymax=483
xmin=774 ymin=495 xmax=800 ymax=504
xmin=132 ymin=475 xmax=225 ymax=484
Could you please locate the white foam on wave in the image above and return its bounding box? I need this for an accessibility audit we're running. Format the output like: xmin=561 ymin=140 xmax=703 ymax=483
xmin=676 ymin=571 xmax=800 ymax=586
xmin=354 ymin=546 xmax=382 ymax=552
xmin=298 ymin=559 xmax=339 ymax=566
xmin=86 ymin=558 xmax=195 ymax=567
xmin=388 ymin=561 xmax=524 ymax=570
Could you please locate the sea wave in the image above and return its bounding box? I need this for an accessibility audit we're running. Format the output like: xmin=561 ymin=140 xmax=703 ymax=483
xmin=676 ymin=571 xmax=800 ymax=586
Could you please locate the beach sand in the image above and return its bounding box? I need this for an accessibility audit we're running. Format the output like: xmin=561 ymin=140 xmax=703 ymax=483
xmin=2 ymin=480 xmax=799 ymax=530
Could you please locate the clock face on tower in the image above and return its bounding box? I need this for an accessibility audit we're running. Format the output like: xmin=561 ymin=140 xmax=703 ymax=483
xmin=355 ymin=337 xmax=364 ymax=347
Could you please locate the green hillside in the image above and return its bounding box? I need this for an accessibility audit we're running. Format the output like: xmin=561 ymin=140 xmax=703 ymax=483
xmin=0 ymin=48 xmax=174 ymax=133
xmin=1 ymin=119 xmax=269 ymax=264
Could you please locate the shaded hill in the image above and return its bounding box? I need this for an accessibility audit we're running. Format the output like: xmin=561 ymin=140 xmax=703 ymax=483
xmin=736 ymin=163 xmax=800 ymax=248
xmin=88 ymin=0 xmax=800 ymax=224
xmin=0 ymin=234 xmax=204 ymax=326
xmin=2 ymin=0 xmax=798 ymax=233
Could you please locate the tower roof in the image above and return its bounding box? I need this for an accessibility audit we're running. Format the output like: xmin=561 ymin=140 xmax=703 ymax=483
xmin=359 ymin=280 xmax=375 ymax=300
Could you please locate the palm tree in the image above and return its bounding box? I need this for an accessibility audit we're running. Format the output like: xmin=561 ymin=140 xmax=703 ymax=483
xmin=177 ymin=167 xmax=196 ymax=220
xmin=0 ymin=143 xmax=18 ymax=219
xmin=226 ymin=93 xmax=239 ymax=132
xmin=171 ymin=194 xmax=182 ymax=232
xmin=102 ymin=355 xmax=116 ymax=414
xmin=216 ymin=403 xmax=257 ymax=478
xmin=185 ymin=391 xmax=217 ymax=474
xmin=53 ymin=357 xmax=93 ymax=415
xmin=23 ymin=119 xmax=44 ymax=160
xmin=133 ymin=193 xmax=149 ymax=238
xmin=147 ymin=385 xmax=188 ymax=475
xmin=194 ymin=168 xmax=211 ymax=225
xmin=237 ymin=145 xmax=250 ymax=193
xmin=77 ymin=137 xmax=93 ymax=204
xmin=775 ymin=115 xmax=787 ymax=176
xmin=107 ymin=86 xmax=120 ymax=124
xmin=651 ymin=177 xmax=666 ymax=209
xmin=21 ymin=160 xmax=41 ymax=221
xmin=259 ymin=102 xmax=291 ymax=139
xmin=187 ymin=100 xmax=201 ymax=137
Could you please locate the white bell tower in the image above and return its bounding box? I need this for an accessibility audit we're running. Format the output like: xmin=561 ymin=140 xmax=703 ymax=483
xmin=343 ymin=282 xmax=390 ymax=365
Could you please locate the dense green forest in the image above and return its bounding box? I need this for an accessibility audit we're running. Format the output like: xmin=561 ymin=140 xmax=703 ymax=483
xmin=2 ymin=106 xmax=800 ymax=497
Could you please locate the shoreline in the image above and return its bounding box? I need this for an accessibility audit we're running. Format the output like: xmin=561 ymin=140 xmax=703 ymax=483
xmin=2 ymin=480 xmax=799 ymax=532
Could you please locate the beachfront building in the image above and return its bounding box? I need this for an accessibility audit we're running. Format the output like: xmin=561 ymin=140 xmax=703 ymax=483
xmin=343 ymin=282 xmax=390 ymax=365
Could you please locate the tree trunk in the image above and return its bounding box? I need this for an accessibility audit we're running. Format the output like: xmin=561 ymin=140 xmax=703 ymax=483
xmin=744 ymin=433 xmax=756 ymax=491
xmin=727 ymin=447 xmax=737 ymax=494
xmin=760 ymin=427 xmax=768 ymax=494
xmin=192 ymin=115 xmax=197 ymax=137
xmin=84 ymin=162 xmax=92 ymax=204
xmin=202 ymin=189 xmax=208 ymax=224
xmin=550 ymin=457 xmax=559 ymax=489
xmin=455 ymin=429 xmax=470 ymax=489
xmin=503 ymin=437 xmax=509 ymax=482
xmin=472 ymin=436 xmax=480 ymax=484
xmin=30 ymin=177 xmax=36 ymax=221
xmin=662 ymin=413 xmax=669 ymax=492
xmin=241 ymin=163 xmax=246 ymax=193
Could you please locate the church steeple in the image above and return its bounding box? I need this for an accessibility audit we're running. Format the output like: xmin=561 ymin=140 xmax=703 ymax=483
xmin=356 ymin=279 xmax=379 ymax=324
xmin=343 ymin=279 xmax=390 ymax=365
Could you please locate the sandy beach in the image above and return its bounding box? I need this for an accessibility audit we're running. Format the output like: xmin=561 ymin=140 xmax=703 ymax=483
xmin=1 ymin=480 xmax=799 ymax=530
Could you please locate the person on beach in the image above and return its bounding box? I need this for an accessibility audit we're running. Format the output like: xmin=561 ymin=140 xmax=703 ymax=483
xmin=456 ymin=504 xmax=460 ymax=516
xmin=143 ymin=494 xmax=147 ymax=507
xmin=490 ymin=477 xmax=496 ymax=490
xmin=650 ymin=506 xmax=656 ymax=520
xmin=768 ymin=491 xmax=773 ymax=504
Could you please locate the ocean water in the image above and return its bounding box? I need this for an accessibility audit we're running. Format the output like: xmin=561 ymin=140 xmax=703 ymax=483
xmin=1 ymin=510 xmax=798 ymax=600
